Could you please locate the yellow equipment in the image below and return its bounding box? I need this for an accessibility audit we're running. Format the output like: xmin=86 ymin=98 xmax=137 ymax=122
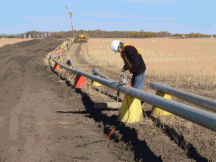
xmin=74 ymin=33 xmax=90 ymax=43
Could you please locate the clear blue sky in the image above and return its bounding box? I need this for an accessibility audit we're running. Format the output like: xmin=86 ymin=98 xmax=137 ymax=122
xmin=1 ymin=0 xmax=215 ymax=35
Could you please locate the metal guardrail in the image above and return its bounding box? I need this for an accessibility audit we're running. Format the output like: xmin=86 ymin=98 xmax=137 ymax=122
xmin=51 ymin=39 xmax=72 ymax=60
xmin=67 ymin=60 xmax=76 ymax=69
xmin=49 ymin=39 xmax=71 ymax=72
xmin=53 ymin=41 xmax=66 ymax=52
xmin=53 ymin=53 xmax=62 ymax=63
xmin=50 ymin=51 xmax=216 ymax=132
xmin=93 ymin=69 xmax=115 ymax=81
xmin=150 ymin=83 xmax=216 ymax=112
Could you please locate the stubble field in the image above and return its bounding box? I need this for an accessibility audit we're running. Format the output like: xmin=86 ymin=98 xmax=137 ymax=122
xmin=87 ymin=38 xmax=216 ymax=90
xmin=77 ymin=37 xmax=216 ymax=161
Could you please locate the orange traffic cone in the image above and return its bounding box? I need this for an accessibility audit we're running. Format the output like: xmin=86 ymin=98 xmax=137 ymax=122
xmin=57 ymin=48 xmax=60 ymax=51
xmin=61 ymin=50 xmax=63 ymax=55
xmin=54 ymin=57 xmax=61 ymax=71
xmin=54 ymin=63 xmax=60 ymax=71
xmin=54 ymin=51 xmax=57 ymax=56
xmin=74 ymin=74 xmax=86 ymax=88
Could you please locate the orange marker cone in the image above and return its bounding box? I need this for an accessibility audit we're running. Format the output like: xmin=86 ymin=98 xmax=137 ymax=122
xmin=57 ymin=48 xmax=60 ymax=51
xmin=54 ymin=63 xmax=60 ymax=71
xmin=54 ymin=51 xmax=57 ymax=56
xmin=54 ymin=57 xmax=61 ymax=71
xmin=61 ymin=50 xmax=63 ymax=55
xmin=74 ymin=74 xmax=86 ymax=88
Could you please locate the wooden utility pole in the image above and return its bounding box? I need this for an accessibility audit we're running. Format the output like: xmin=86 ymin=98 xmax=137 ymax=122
xmin=65 ymin=5 xmax=74 ymax=38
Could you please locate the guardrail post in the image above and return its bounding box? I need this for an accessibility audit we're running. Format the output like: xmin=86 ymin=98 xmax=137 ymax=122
xmin=66 ymin=60 xmax=76 ymax=75
xmin=68 ymin=63 xmax=73 ymax=68
xmin=49 ymin=56 xmax=53 ymax=63
xmin=118 ymin=94 xmax=144 ymax=123
xmin=152 ymin=90 xmax=173 ymax=116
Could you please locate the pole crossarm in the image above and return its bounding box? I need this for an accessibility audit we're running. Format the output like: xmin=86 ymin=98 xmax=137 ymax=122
xmin=65 ymin=4 xmax=74 ymax=38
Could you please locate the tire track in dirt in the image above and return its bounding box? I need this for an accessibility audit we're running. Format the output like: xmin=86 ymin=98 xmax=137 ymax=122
xmin=0 ymin=38 xmax=66 ymax=162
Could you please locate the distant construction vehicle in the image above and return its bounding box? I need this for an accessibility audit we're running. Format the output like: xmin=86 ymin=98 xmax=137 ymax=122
xmin=74 ymin=33 xmax=90 ymax=43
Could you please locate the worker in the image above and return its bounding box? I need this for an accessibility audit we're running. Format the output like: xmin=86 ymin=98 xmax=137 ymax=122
xmin=110 ymin=40 xmax=146 ymax=104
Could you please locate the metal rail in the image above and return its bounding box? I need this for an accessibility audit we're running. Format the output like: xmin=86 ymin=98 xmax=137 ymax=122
xmin=55 ymin=38 xmax=72 ymax=51
xmin=150 ymin=83 xmax=216 ymax=112
xmin=50 ymin=52 xmax=216 ymax=132
xmin=68 ymin=60 xmax=76 ymax=69
xmin=93 ymin=69 xmax=115 ymax=81
xmin=54 ymin=53 xmax=62 ymax=63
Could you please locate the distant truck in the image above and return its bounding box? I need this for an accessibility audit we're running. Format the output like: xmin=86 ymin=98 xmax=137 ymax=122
xmin=74 ymin=33 xmax=90 ymax=43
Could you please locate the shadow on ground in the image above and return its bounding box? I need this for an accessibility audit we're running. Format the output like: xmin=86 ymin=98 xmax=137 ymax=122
xmin=55 ymin=74 xmax=162 ymax=161
xmin=53 ymin=69 xmax=208 ymax=161
xmin=151 ymin=116 xmax=208 ymax=162
xmin=92 ymin=86 xmax=123 ymax=102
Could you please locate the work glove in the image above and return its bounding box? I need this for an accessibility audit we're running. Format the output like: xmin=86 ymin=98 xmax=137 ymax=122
xmin=121 ymin=65 xmax=127 ymax=72
xmin=121 ymin=68 xmax=126 ymax=72
xmin=127 ymin=73 xmax=133 ymax=79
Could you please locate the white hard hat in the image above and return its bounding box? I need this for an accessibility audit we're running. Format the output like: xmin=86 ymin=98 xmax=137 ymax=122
xmin=110 ymin=40 xmax=120 ymax=53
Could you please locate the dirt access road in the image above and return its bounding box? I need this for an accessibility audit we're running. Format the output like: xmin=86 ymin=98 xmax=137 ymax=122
xmin=0 ymin=38 xmax=122 ymax=162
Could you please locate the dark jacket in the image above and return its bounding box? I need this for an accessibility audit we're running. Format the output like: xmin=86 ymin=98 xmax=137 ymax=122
xmin=122 ymin=45 xmax=146 ymax=75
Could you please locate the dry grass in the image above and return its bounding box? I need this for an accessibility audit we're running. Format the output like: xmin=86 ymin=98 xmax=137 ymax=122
xmin=154 ymin=115 xmax=216 ymax=161
xmin=86 ymin=38 xmax=216 ymax=160
xmin=88 ymin=38 xmax=216 ymax=90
